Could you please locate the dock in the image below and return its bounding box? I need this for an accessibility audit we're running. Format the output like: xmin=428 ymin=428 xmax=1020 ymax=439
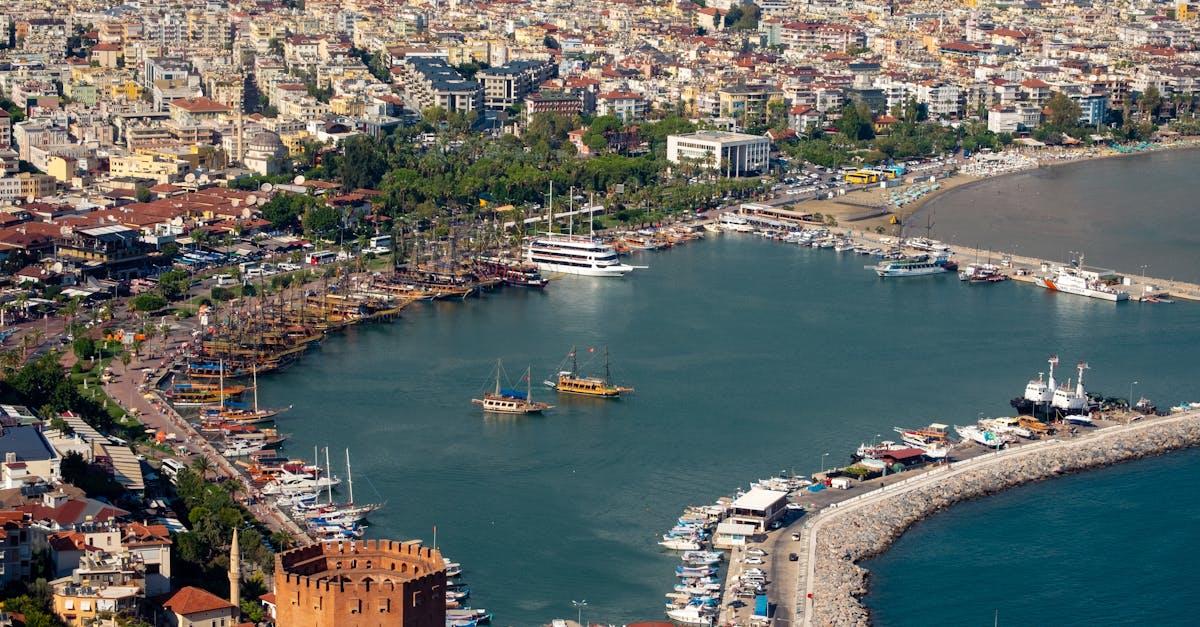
xmin=845 ymin=229 xmax=1200 ymax=302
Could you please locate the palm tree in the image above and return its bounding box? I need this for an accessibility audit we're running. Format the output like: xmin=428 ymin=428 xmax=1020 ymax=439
xmin=270 ymin=531 xmax=296 ymax=551
xmin=190 ymin=456 xmax=213 ymax=480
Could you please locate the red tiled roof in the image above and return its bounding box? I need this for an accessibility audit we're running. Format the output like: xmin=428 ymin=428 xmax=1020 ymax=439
xmin=163 ymin=586 xmax=235 ymax=616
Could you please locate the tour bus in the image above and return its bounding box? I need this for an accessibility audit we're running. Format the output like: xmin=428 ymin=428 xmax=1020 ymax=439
xmin=369 ymin=235 xmax=393 ymax=250
xmin=304 ymin=250 xmax=338 ymax=266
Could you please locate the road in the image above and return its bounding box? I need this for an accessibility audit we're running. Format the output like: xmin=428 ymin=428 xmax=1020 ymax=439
xmin=796 ymin=409 xmax=1200 ymax=627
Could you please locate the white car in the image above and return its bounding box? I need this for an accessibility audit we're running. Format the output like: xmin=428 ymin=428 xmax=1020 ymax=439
xmin=745 ymin=548 xmax=766 ymax=557
xmin=743 ymin=557 xmax=764 ymax=565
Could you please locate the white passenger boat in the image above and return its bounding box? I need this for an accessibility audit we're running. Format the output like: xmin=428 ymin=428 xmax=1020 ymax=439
xmin=524 ymin=233 xmax=639 ymax=277
xmin=874 ymin=254 xmax=954 ymax=277
xmin=716 ymin=213 xmax=754 ymax=232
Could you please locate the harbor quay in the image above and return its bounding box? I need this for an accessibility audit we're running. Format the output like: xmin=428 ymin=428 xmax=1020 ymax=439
xmin=794 ymin=408 xmax=1200 ymax=627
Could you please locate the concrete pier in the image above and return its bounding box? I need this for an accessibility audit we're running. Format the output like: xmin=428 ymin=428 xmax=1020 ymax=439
xmin=795 ymin=409 xmax=1200 ymax=626
xmin=844 ymin=228 xmax=1200 ymax=302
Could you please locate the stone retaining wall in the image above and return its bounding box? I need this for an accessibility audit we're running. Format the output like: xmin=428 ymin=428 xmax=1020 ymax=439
xmin=810 ymin=415 xmax=1200 ymax=626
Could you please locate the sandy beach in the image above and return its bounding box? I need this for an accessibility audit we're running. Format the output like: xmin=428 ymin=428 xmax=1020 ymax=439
xmin=793 ymin=136 xmax=1200 ymax=233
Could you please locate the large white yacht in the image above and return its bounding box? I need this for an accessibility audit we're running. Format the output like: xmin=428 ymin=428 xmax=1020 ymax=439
xmin=524 ymin=233 xmax=640 ymax=277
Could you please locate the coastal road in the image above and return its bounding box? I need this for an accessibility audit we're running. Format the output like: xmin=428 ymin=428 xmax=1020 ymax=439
xmin=796 ymin=409 xmax=1200 ymax=627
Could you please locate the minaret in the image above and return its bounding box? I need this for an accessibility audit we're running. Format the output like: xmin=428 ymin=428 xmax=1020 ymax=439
xmin=236 ymin=110 xmax=245 ymax=165
xmin=229 ymin=527 xmax=241 ymax=611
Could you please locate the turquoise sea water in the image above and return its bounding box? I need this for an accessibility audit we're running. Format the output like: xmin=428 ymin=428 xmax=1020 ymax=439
xmin=256 ymin=233 xmax=1200 ymax=624
xmin=867 ymin=449 xmax=1200 ymax=626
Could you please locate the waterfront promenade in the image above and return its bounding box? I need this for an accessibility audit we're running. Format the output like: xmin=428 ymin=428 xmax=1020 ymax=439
xmin=793 ymin=408 xmax=1200 ymax=626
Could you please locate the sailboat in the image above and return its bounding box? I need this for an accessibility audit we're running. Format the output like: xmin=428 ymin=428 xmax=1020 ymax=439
xmin=472 ymin=360 xmax=553 ymax=414
xmin=544 ymin=346 xmax=633 ymax=398
xmin=300 ymin=448 xmax=383 ymax=525
xmin=201 ymin=363 xmax=291 ymax=424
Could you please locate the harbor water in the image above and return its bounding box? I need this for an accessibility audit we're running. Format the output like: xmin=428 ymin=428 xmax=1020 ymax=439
xmin=866 ymin=448 xmax=1200 ymax=626
xmin=257 ymin=235 xmax=1200 ymax=624
xmin=916 ymin=147 xmax=1200 ymax=283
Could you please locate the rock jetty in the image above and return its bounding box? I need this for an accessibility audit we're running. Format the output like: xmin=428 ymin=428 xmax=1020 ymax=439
xmin=809 ymin=414 xmax=1200 ymax=626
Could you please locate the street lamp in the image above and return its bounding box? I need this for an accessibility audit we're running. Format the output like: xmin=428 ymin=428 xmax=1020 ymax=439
xmin=1129 ymin=381 xmax=1139 ymax=409
xmin=572 ymin=600 xmax=588 ymax=627
xmin=820 ymin=452 xmax=829 ymax=474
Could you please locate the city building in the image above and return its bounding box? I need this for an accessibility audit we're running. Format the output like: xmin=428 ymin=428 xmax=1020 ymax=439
xmin=274 ymin=539 xmax=446 ymax=627
xmin=161 ymin=586 xmax=238 ymax=627
xmin=477 ymin=60 xmax=555 ymax=110
xmin=667 ymin=131 xmax=770 ymax=177
xmin=726 ymin=488 xmax=788 ymax=531
xmin=394 ymin=57 xmax=482 ymax=113
xmin=243 ymin=131 xmax=288 ymax=176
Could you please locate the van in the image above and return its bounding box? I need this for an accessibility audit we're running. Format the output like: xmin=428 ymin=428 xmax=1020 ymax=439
xmin=214 ymin=274 xmax=234 ymax=286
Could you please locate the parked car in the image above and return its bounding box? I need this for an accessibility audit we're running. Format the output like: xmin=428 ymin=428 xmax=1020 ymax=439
xmin=789 ymin=553 xmax=799 ymax=562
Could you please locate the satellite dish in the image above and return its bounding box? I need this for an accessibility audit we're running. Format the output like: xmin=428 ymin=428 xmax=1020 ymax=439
xmin=246 ymin=194 xmax=258 ymax=205
xmin=184 ymin=173 xmax=196 ymax=183
xmin=260 ymin=182 xmax=273 ymax=193
xmin=199 ymin=174 xmax=210 ymax=184
xmin=52 ymin=261 xmax=63 ymax=273
xmin=231 ymin=199 xmax=241 ymax=207
xmin=294 ymin=175 xmax=306 ymax=185
xmin=241 ymin=208 xmax=252 ymax=219
xmin=257 ymin=196 xmax=267 ymax=206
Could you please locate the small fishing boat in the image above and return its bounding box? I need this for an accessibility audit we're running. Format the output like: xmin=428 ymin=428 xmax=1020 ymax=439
xmin=472 ymin=360 xmax=553 ymax=414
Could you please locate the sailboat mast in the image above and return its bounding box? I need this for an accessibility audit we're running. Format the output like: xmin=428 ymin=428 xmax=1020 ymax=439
xmin=571 ymin=346 xmax=578 ymax=374
xmin=324 ymin=446 xmax=333 ymax=505
xmin=526 ymin=366 xmax=532 ymax=401
xmin=252 ymin=363 xmax=258 ymax=412
xmin=495 ymin=359 xmax=501 ymax=395
xmin=345 ymin=448 xmax=354 ymax=505
xmin=605 ymin=347 xmax=612 ymax=384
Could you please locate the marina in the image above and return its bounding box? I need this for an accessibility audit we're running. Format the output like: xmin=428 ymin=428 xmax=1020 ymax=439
xmin=243 ymin=234 xmax=1200 ymax=624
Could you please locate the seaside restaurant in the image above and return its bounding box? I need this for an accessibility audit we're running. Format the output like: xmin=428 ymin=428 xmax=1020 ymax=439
xmin=728 ymin=488 xmax=789 ymax=532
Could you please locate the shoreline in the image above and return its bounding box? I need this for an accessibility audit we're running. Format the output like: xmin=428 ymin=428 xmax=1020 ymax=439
xmin=902 ymin=138 xmax=1200 ymax=223
xmin=801 ymin=409 xmax=1200 ymax=626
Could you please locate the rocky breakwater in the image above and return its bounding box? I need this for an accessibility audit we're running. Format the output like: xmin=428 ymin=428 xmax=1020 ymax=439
xmin=809 ymin=412 xmax=1200 ymax=626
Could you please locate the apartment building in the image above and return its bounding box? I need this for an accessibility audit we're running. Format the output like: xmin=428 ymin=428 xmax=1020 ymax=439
xmin=477 ymin=60 xmax=555 ymax=110
xmin=395 ymin=56 xmax=482 ymax=113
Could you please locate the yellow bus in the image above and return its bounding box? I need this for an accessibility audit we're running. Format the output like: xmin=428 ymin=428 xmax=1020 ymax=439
xmin=844 ymin=170 xmax=879 ymax=185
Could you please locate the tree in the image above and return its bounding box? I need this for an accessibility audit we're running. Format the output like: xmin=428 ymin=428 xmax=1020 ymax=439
xmin=1139 ymin=85 xmax=1163 ymax=121
xmin=130 ymin=293 xmax=167 ymax=312
xmin=156 ymin=269 xmax=190 ymax=300
xmin=72 ymin=336 xmax=96 ymax=361
xmin=837 ymin=102 xmax=875 ymax=141
xmin=1045 ymin=92 xmax=1082 ymax=129
xmin=134 ymin=185 xmax=152 ymax=203
xmin=336 ymin=136 xmax=388 ymax=190
xmin=302 ymin=204 xmax=341 ymax=240
xmin=190 ymin=456 xmax=213 ymax=480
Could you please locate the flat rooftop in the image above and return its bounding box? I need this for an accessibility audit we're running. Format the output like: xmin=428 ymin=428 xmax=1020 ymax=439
xmin=731 ymin=488 xmax=788 ymax=512
xmin=674 ymin=130 xmax=767 ymax=143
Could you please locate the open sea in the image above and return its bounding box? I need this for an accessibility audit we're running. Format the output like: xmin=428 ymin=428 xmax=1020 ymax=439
xmin=255 ymin=151 xmax=1200 ymax=625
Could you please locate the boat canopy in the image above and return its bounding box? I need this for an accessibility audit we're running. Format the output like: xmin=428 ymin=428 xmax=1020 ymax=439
xmin=499 ymin=388 xmax=528 ymax=400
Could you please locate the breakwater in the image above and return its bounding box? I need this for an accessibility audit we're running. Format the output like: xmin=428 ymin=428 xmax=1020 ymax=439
xmin=805 ymin=410 xmax=1200 ymax=626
